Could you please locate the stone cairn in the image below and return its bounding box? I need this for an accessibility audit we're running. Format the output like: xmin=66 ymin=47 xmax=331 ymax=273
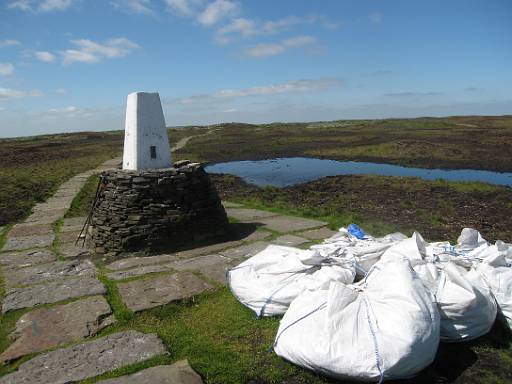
xmin=88 ymin=91 xmax=229 ymax=254
xmin=90 ymin=160 xmax=229 ymax=254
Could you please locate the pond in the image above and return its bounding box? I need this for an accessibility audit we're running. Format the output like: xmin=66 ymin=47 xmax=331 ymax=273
xmin=205 ymin=157 xmax=512 ymax=187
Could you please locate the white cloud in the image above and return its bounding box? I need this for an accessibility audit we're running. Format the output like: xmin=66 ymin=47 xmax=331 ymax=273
xmin=0 ymin=87 xmax=42 ymax=100
xmin=244 ymin=35 xmax=317 ymax=58
xmin=0 ymin=39 xmax=22 ymax=48
xmin=368 ymin=12 xmax=383 ymax=24
xmin=0 ymin=63 xmax=15 ymax=76
xmin=197 ymin=0 xmax=238 ymax=26
xmin=56 ymin=88 xmax=66 ymax=94
xmin=45 ymin=105 xmax=92 ymax=118
xmin=35 ymin=51 xmax=56 ymax=62
xmin=165 ymin=0 xmax=202 ymax=16
xmin=61 ymin=37 xmax=140 ymax=65
xmin=215 ymin=15 xmax=339 ymax=44
xmin=174 ymin=78 xmax=341 ymax=105
xmin=7 ymin=0 xmax=75 ymax=12
xmin=112 ymin=0 xmax=154 ymax=15
xmin=48 ymin=105 xmax=78 ymax=113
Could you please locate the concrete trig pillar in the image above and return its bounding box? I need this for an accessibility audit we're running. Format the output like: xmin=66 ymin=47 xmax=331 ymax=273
xmin=123 ymin=91 xmax=172 ymax=170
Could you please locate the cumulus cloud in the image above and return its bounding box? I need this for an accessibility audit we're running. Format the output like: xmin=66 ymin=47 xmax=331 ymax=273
xmin=111 ymin=0 xmax=154 ymax=15
xmin=0 ymin=87 xmax=42 ymax=100
xmin=244 ymin=35 xmax=316 ymax=58
xmin=7 ymin=0 xmax=75 ymax=12
xmin=215 ymin=15 xmax=339 ymax=44
xmin=61 ymin=37 xmax=140 ymax=65
xmin=165 ymin=0 xmax=203 ymax=16
xmin=35 ymin=51 xmax=56 ymax=62
xmin=0 ymin=63 xmax=15 ymax=76
xmin=197 ymin=0 xmax=238 ymax=26
xmin=0 ymin=39 xmax=21 ymax=48
xmin=175 ymin=78 xmax=341 ymax=104
xmin=368 ymin=12 xmax=383 ymax=24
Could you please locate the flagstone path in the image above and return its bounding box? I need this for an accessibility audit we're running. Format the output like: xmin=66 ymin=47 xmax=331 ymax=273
xmin=0 ymin=155 xmax=335 ymax=383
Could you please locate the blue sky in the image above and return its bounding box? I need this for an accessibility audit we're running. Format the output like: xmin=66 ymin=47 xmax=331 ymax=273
xmin=0 ymin=0 xmax=511 ymax=138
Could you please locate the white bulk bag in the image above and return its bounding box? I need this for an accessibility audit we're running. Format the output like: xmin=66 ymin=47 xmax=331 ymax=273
xmin=273 ymin=258 xmax=440 ymax=382
xmin=381 ymin=233 xmax=497 ymax=341
xmin=311 ymin=228 xmax=407 ymax=274
xmin=477 ymin=249 xmax=512 ymax=329
xmin=228 ymin=244 xmax=355 ymax=317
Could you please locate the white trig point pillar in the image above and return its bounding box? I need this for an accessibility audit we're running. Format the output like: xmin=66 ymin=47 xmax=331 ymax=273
xmin=122 ymin=91 xmax=173 ymax=170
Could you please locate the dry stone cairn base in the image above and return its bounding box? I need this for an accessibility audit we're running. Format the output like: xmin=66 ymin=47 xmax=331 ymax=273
xmin=90 ymin=161 xmax=229 ymax=254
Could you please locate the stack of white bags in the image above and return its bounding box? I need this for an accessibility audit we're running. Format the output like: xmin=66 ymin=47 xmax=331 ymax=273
xmin=228 ymin=226 xmax=512 ymax=382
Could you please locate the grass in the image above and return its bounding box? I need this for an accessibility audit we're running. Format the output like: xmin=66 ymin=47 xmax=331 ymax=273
xmin=211 ymin=173 xmax=512 ymax=243
xmin=178 ymin=116 xmax=512 ymax=173
xmin=66 ymin=175 xmax=100 ymax=218
xmin=81 ymin=287 xmax=329 ymax=384
xmin=1 ymin=117 xmax=512 ymax=383
xmin=0 ymin=127 xmax=202 ymax=227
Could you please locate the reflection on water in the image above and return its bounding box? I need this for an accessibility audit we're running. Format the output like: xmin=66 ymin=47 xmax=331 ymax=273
xmin=205 ymin=157 xmax=512 ymax=187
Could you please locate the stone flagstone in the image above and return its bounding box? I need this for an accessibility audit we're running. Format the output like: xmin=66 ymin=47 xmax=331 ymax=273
xmin=117 ymin=272 xmax=212 ymax=312
xmin=3 ymin=233 xmax=55 ymax=252
xmin=60 ymin=217 xmax=87 ymax=233
xmin=0 ymin=249 xmax=57 ymax=268
xmin=58 ymin=230 xmax=83 ymax=244
xmin=167 ymin=254 xmax=232 ymax=285
xmin=0 ymin=296 xmax=115 ymax=364
xmin=98 ymin=360 xmax=203 ymax=384
xmin=106 ymin=230 xmax=270 ymax=271
xmin=3 ymin=259 xmax=96 ymax=288
xmin=107 ymin=254 xmax=232 ymax=285
xmin=225 ymin=208 xmax=279 ymax=222
xmin=58 ymin=243 xmax=92 ymax=259
xmin=271 ymin=234 xmax=310 ymax=246
xmin=24 ymin=208 xmax=67 ymax=225
xmin=298 ymin=226 xmax=338 ymax=240
xmin=257 ymin=215 xmax=327 ymax=233
xmin=107 ymin=263 xmax=175 ymax=281
xmin=0 ymin=331 xmax=167 ymax=384
xmin=8 ymin=223 xmax=53 ymax=238
xmin=219 ymin=241 xmax=270 ymax=260
xmin=2 ymin=276 xmax=106 ymax=313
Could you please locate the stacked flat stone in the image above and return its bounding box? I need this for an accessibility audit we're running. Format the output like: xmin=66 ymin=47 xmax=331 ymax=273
xmin=90 ymin=160 xmax=229 ymax=254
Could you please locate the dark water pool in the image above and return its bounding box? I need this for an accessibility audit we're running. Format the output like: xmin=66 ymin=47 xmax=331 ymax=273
xmin=205 ymin=157 xmax=512 ymax=187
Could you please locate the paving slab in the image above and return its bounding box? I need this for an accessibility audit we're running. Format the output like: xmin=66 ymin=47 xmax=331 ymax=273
xmin=107 ymin=254 xmax=180 ymax=272
xmin=222 ymin=201 xmax=243 ymax=208
xmin=3 ymin=259 xmax=96 ymax=288
xmin=298 ymin=226 xmax=338 ymax=240
xmin=0 ymin=249 xmax=57 ymax=268
xmin=60 ymin=217 xmax=87 ymax=232
xmin=167 ymin=254 xmax=232 ymax=285
xmin=3 ymin=233 xmax=55 ymax=252
xmin=0 ymin=331 xmax=167 ymax=384
xmin=25 ymin=208 xmax=67 ymax=224
xmin=59 ymin=243 xmax=93 ymax=258
xmin=107 ymin=264 xmax=175 ymax=281
xmin=0 ymin=296 xmax=115 ymax=364
xmin=219 ymin=241 xmax=270 ymax=260
xmin=58 ymin=230 xmax=83 ymax=244
xmin=257 ymin=215 xmax=327 ymax=233
xmin=98 ymin=361 xmax=203 ymax=384
xmin=225 ymin=208 xmax=279 ymax=222
xmin=8 ymin=223 xmax=54 ymax=238
xmin=2 ymin=276 xmax=106 ymax=313
xmin=107 ymin=254 xmax=231 ymax=284
xmin=271 ymin=234 xmax=310 ymax=246
xmin=106 ymin=230 xmax=270 ymax=271
xmin=118 ymin=272 xmax=212 ymax=312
